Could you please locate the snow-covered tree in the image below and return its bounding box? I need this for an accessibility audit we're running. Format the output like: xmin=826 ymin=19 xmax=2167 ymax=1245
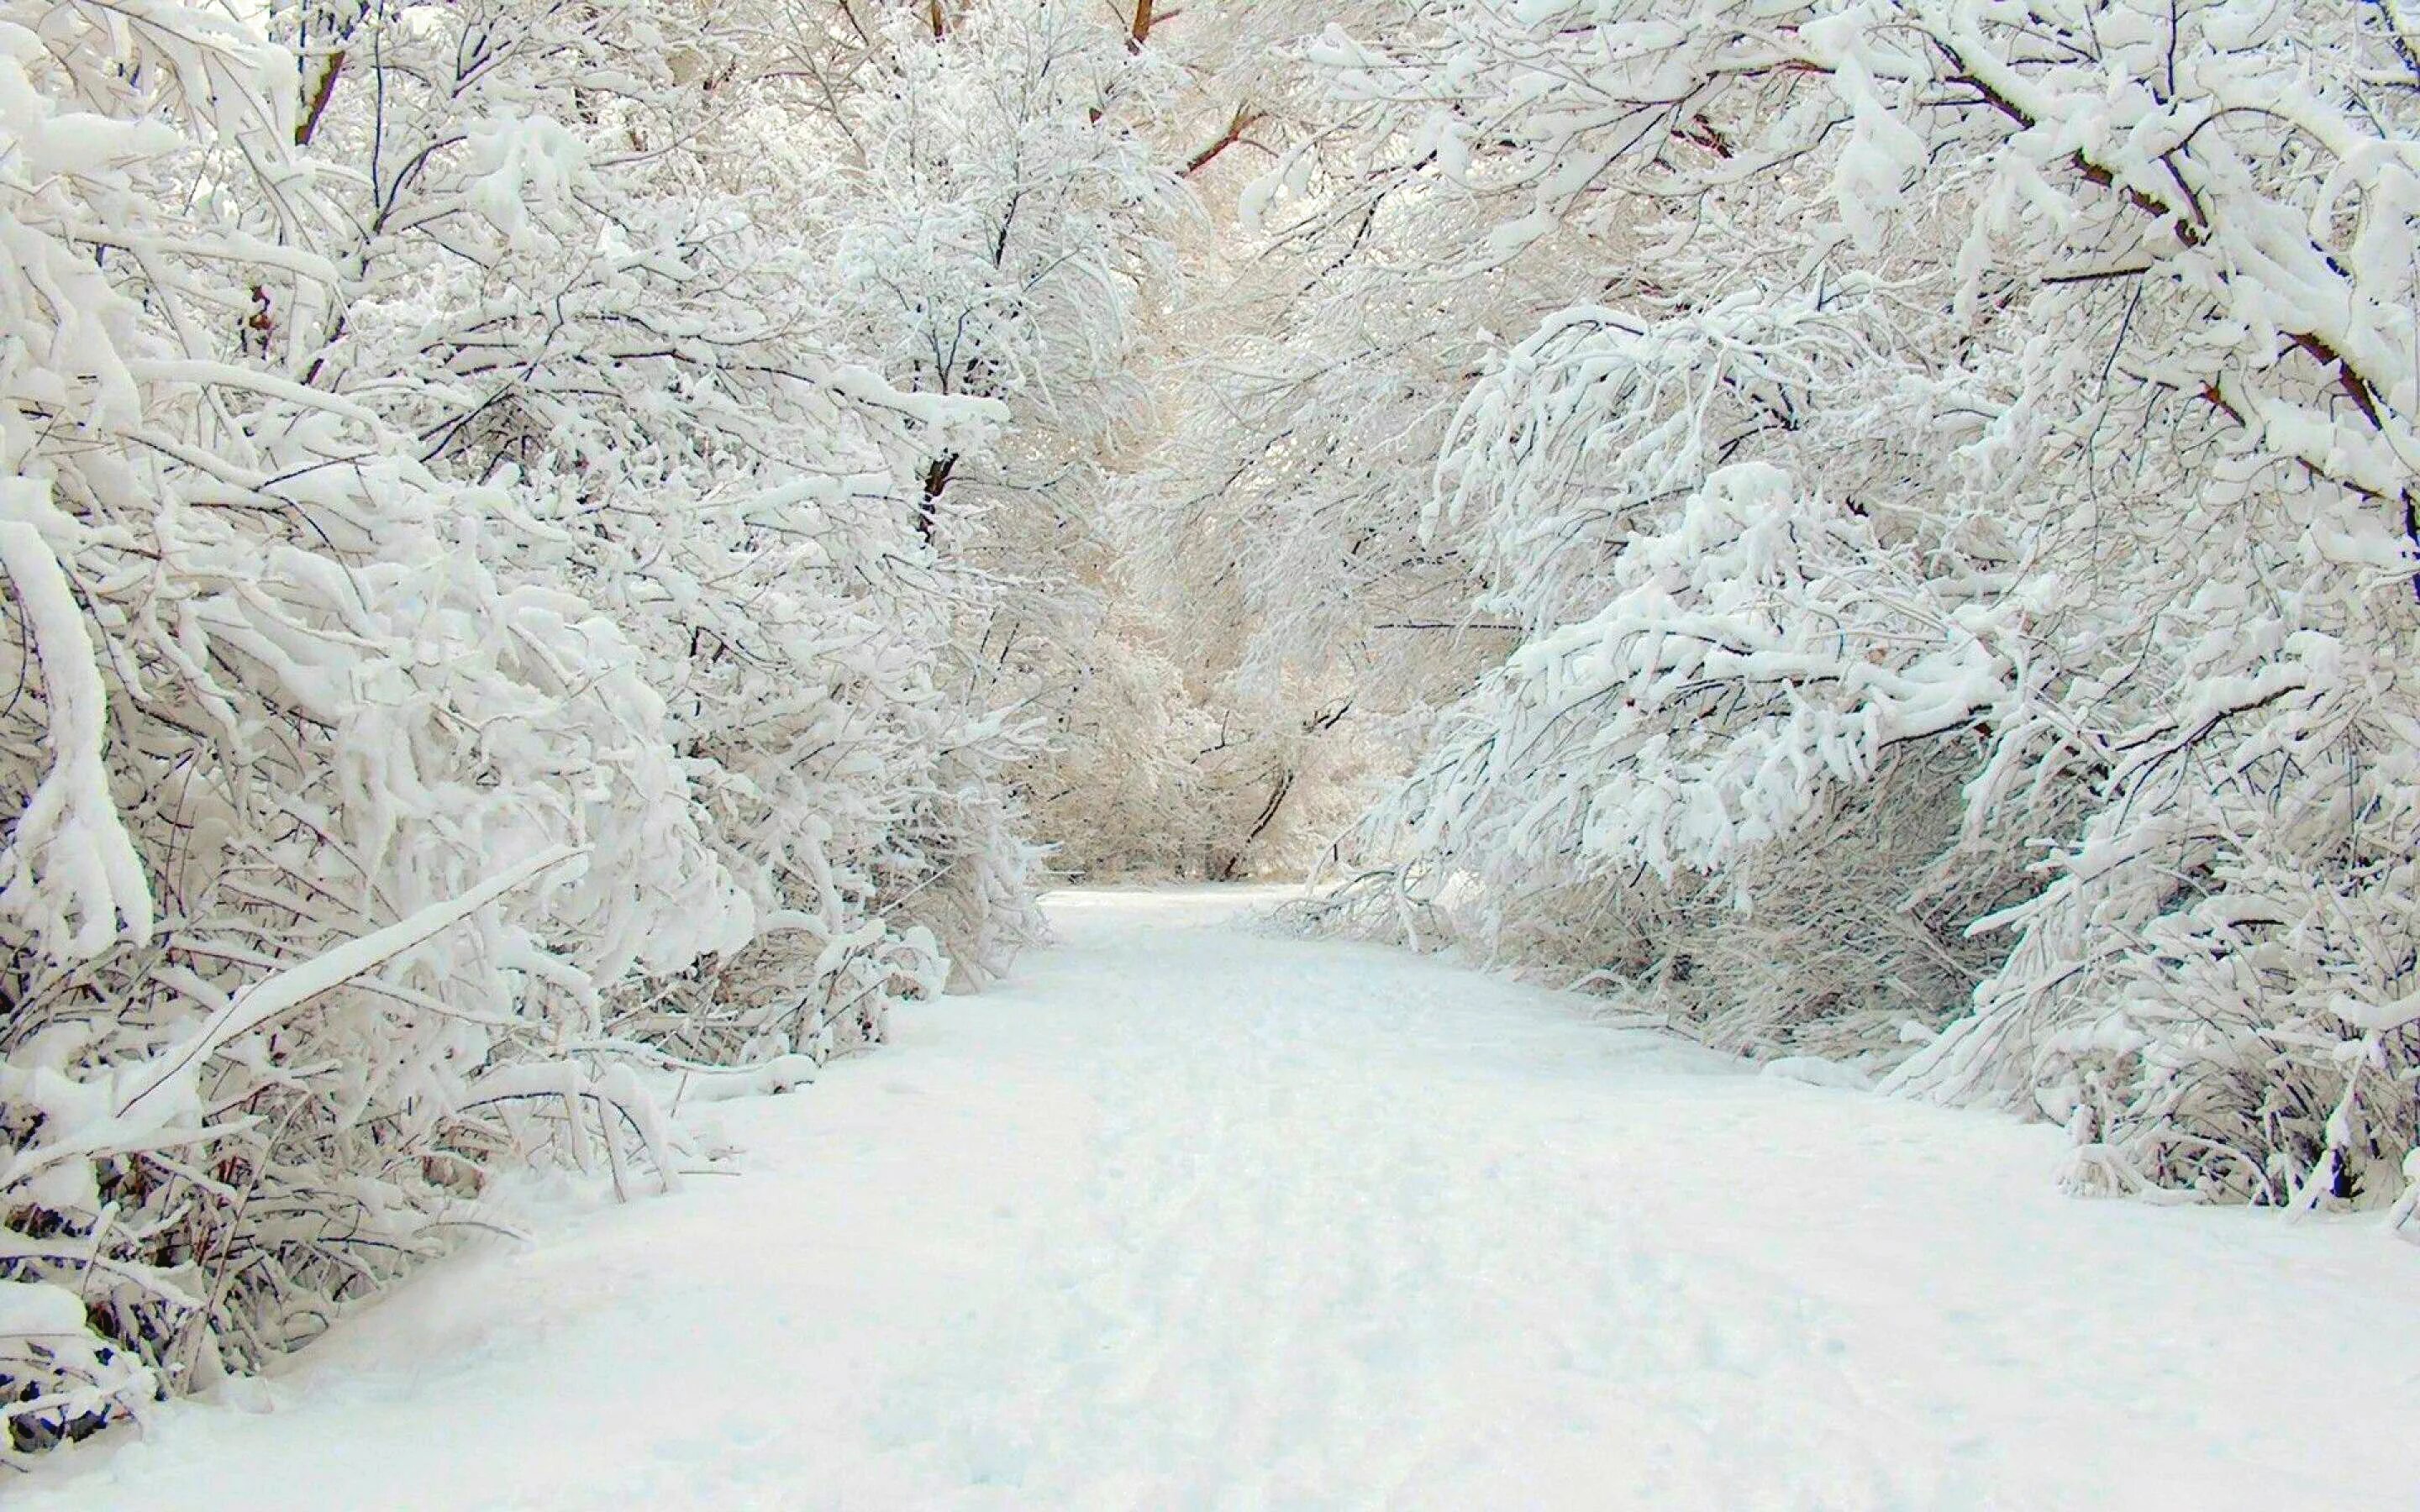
xmin=0 ymin=0 xmax=1044 ymax=1452
xmin=809 ymin=0 xmax=1277 ymax=886
xmin=1265 ymin=0 xmax=2420 ymax=1212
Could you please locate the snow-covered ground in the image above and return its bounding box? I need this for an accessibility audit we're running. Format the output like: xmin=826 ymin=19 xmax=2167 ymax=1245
xmin=23 ymin=888 xmax=2419 ymax=1509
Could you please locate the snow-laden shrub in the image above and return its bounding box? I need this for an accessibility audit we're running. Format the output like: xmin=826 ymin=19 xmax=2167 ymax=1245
xmin=1455 ymin=745 xmax=2022 ymax=1066
xmin=0 ymin=0 xmax=1044 ymax=1456
xmin=1284 ymin=0 xmax=2420 ymax=1211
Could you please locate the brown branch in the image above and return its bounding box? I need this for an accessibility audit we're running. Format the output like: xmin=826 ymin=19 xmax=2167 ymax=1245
xmin=917 ymin=453 xmax=955 ymax=544
xmin=1677 ymin=113 xmax=1733 ymax=160
xmin=1185 ymin=104 xmax=1260 ymax=176
xmin=297 ymin=50 xmax=346 ymax=147
xmin=2290 ymin=332 xmax=2385 ymax=429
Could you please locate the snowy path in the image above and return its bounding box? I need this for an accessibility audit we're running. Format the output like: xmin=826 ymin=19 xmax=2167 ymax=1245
xmin=25 ymin=888 xmax=2420 ymax=1510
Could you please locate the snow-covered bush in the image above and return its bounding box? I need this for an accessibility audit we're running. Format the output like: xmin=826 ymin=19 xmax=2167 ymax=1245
xmin=1269 ymin=0 xmax=2420 ymax=1210
xmin=0 ymin=0 xmax=1047 ymax=1456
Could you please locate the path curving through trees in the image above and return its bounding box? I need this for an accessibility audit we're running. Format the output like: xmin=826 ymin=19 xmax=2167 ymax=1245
xmin=24 ymin=889 xmax=2420 ymax=1509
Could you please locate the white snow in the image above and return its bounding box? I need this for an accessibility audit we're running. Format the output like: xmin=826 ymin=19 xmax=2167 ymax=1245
xmin=22 ymin=887 xmax=2420 ymax=1509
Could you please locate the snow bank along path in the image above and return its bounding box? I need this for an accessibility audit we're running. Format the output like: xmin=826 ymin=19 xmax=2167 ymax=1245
xmin=25 ymin=888 xmax=2420 ymax=1509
